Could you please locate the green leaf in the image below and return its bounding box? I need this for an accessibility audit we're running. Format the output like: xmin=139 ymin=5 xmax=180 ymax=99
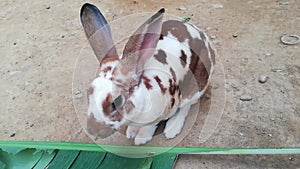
xmin=33 ymin=150 xmax=57 ymax=169
xmin=0 ymin=141 xmax=299 ymax=155
xmin=34 ymin=148 xmax=55 ymax=155
xmin=182 ymin=17 xmax=191 ymax=23
xmin=0 ymin=147 xmax=26 ymax=155
xmin=0 ymin=141 xmax=299 ymax=169
xmin=0 ymin=148 xmax=43 ymax=169
xmin=0 ymin=160 xmax=6 ymax=169
xmin=151 ymin=153 xmax=178 ymax=169
xmin=70 ymin=151 xmax=106 ymax=169
xmin=46 ymin=150 xmax=80 ymax=169
xmin=139 ymin=158 xmax=153 ymax=169
xmin=99 ymin=153 xmax=146 ymax=169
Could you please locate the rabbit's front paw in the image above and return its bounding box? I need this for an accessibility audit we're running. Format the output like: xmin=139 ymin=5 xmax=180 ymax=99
xmin=126 ymin=126 xmax=139 ymax=139
xmin=133 ymin=125 xmax=157 ymax=145
xmin=134 ymin=137 xmax=153 ymax=145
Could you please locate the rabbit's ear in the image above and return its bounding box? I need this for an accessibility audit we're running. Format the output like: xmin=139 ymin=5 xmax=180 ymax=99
xmin=80 ymin=3 xmax=118 ymax=63
xmin=121 ymin=8 xmax=165 ymax=77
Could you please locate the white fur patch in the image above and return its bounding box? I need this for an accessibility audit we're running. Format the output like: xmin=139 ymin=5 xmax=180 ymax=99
xmin=134 ymin=124 xmax=158 ymax=145
xmin=180 ymin=89 xmax=205 ymax=108
xmin=88 ymin=77 xmax=113 ymax=122
xmin=125 ymin=82 xmax=169 ymax=125
xmin=99 ymin=60 xmax=119 ymax=78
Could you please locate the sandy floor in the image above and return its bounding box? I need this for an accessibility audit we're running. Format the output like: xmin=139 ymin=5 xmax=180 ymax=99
xmin=0 ymin=0 xmax=299 ymax=168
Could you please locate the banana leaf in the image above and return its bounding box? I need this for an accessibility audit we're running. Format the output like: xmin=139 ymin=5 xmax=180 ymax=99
xmin=0 ymin=141 xmax=299 ymax=169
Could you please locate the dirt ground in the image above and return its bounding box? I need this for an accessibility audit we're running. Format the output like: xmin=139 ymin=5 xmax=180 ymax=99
xmin=0 ymin=0 xmax=299 ymax=168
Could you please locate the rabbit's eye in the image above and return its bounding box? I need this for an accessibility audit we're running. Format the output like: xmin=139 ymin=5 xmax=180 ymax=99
xmin=112 ymin=95 xmax=124 ymax=111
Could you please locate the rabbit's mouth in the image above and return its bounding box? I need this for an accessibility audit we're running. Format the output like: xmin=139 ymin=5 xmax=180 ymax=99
xmin=109 ymin=110 xmax=123 ymax=123
xmin=87 ymin=113 xmax=116 ymax=138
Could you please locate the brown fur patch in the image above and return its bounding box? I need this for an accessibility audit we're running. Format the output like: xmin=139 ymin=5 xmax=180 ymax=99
xmin=190 ymin=38 xmax=211 ymax=87
xmin=143 ymin=76 xmax=152 ymax=89
xmin=178 ymin=37 xmax=212 ymax=99
xmin=168 ymin=79 xmax=176 ymax=96
xmin=161 ymin=20 xmax=191 ymax=42
xmin=154 ymin=76 xmax=166 ymax=93
xmin=102 ymin=66 xmax=112 ymax=73
xmin=87 ymin=86 xmax=94 ymax=96
xmin=170 ymin=67 xmax=177 ymax=82
xmin=154 ymin=50 xmax=168 ymax=64
xmin=180 ymin=50 xmax=187 ymax=67
xmin=111 ymin=112 xmax=122 ymax=122
xmin=171 ymin=97 xmax=175 ymax=107
xmin=100 ymin=56 xmax=119 ymax=65
xmin=102 ymin=94 xmax=113 ymax=116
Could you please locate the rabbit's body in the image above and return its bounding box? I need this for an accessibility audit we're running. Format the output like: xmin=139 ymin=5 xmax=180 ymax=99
xmin=81 ymin=4 xmax=215 ymax=145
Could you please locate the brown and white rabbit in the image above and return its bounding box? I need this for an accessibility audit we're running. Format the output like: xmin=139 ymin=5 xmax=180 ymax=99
xmin=81 ymin=3 xmax=216 ymax=145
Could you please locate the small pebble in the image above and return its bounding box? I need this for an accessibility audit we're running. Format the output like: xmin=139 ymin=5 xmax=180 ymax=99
xmin=10 ymin=133 xmax=16 ymax=137
xmin=268 ymin=133 xmax=272 ymax=137
xmin=265 ymin=52 xmax=272 ymax=57
xmin=258 ymin=75 xmax=268 ymax=83
xmin=288 ymin=157 xmax=294 ymax=161
xmin=46 ymin=6 xmax=51 ymax=9
xmin=75 ymin=90 xmax=81 ymax=95
xmin=212 ymin=4 xmax=224 ymax=9
xmin=240 ymin=94 xmax=252 ymax=101
xmin=61 ymin=35 xmax=65 ymax=39
xmin=30 ymin=123 xmax=34 ymax=127
xmin=13 ymin=42 xmax=17 ymax=45
xmin=279 ymin=2 xmax=289 ymax=5
xmin=232 ymin=33 xmax=238 ymax=38
xmin=211 ymin=35 xmax=217 ymax=39
xmin=271 ymin=68 xmax=283 ymax=72
xmin=176 ymin=7 xmax=187 ymax=11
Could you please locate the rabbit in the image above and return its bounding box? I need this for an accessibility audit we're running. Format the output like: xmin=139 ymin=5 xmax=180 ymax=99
xmin=81 ymin=3 xmax=216 ymax=145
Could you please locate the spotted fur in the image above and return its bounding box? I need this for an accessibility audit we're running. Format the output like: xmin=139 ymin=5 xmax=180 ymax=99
xmin=81 ymin=3 xmax=216 ymax=145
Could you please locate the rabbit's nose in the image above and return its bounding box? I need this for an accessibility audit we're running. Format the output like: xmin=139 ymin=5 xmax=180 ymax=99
xmin=109 ymin=121 xmax=121 ymax=130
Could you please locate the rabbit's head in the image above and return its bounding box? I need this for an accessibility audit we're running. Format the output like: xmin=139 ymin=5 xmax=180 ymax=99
xmin=80 ymin=3 xmax=164 ymax=138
